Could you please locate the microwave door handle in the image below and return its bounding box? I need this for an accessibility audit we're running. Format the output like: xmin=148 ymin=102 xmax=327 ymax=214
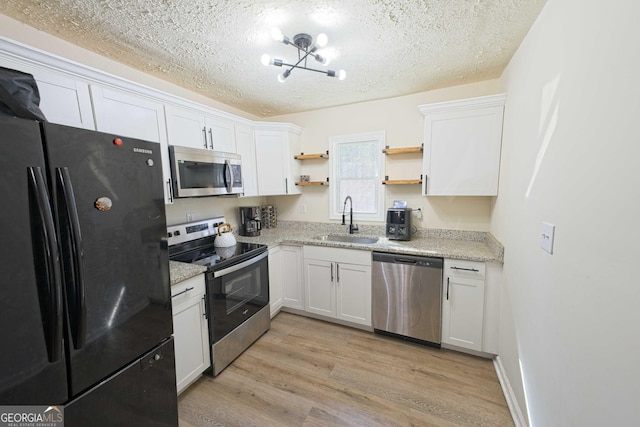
xmin=224 ymin=159 xmax=233 ymax=193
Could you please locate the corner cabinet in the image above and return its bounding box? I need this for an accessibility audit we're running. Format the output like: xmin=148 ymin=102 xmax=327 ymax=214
xmin=268 ymin=246 xmax=283 ymax=317
xmin=171 ymin=274 xmax=210 ymax=394
xmin=419 ymin=94 xmax=506 ymax=196
xmin=303 ymin=246 xmax=372 ymax=327
xmin=90 ymin=85 xmax=173 ymax=204
xmin=254 ymin=123 xmax=303 ymax=196
xmin=235 ymin=124 xmax=258 ymax=197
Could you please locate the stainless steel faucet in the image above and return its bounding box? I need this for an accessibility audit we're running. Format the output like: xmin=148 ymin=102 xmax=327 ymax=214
xmin=341 ymin=196 xmax=359 ymax=234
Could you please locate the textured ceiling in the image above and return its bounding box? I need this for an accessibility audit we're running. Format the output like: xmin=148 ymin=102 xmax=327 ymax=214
xmin=0 ymin=0 xmax=546 ymax=117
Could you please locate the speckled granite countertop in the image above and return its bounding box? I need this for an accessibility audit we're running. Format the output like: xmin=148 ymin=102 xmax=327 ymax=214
xmin=169 ymin=222 xmax=504 ymax=285
xmin=235 ymin=221 xmax=504 ymax=263
xmin=169 ymin=260 xmax=207 ymax=286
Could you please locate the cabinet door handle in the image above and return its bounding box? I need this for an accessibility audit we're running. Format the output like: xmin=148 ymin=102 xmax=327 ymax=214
xmin=285 ymin=178 xmax=288 ymax=194
xmin=166 ymin=179 xmax=174 ymax=203
xmin=202 ymin=127 xmax=208 ymax=148
xmin=172 ymin=286 xmax=194 ymax=298
xmin=450 ymin=266 xmax=480 ymax=272
xmin=330 ymin=263 xmax=334 ymax=282
xmin=208 ymin=128 xmax=214 ymax=149
xmin=202 ymin=295 xmax=208 ymax=319
xmin=446 ymin=277 xmax=450 ymax=300
xmin=336 ymin=263 xmax=340 ymax=283
xmin=424 ymin=174 xmax=428 ymax=195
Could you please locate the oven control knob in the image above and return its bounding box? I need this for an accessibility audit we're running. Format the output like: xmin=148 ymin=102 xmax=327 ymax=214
xmin=167 ymin=232 xmax=173 ymax=237
xmin=174 ymin=230 xmax=181 ymax=236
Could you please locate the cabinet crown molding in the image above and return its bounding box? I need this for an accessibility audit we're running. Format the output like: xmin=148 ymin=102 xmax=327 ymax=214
xmin=253 ymin=121 xmax=304 ymax=135
xmin=418 ymin=93 xmax=506 ymax=115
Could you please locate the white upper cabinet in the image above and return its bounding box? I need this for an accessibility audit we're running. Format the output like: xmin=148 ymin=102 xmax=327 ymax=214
xmin=234 ymin=124 xmax=258 ymax=198
xmin=165 ymin=104 xmax=236 ymax=153
xmin=0 ymin=56 xmax=95 ymax=130
xmin=254 ymin=124 xmax=302 ymax=196
xmin=164 ymin=105 xmax=207 ymax=150
xmin=419 ymin=94 xmax=506 ymax=196
xmin=90 ymin=85 xmax=173 ymax=204
xmin=206 ymin=116 xmax=236 ymax=153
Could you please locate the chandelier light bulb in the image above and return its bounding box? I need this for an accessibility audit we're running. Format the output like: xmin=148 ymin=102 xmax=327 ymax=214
xmin=338 ymin=69 xmax=347 ymax=80
xmin=271 ymin=27 xmax=284 ymax=42
xmin=316 ymin=33 xmax=328 ymax=47
xmin=277 ymin=69 xmax=291 ymax=83
xmin=261 ymin=54 xmax=271 ymax=66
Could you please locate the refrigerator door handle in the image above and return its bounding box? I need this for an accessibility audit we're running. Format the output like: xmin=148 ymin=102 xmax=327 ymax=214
xmin=56 ymin=167 xmax=87 ymax=349
xmin=28 ymin=166 xmax=64 ymax=362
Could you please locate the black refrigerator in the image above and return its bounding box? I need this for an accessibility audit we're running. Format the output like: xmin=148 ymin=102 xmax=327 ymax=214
xmin=0 ymin=116 xmax=178 ymax=426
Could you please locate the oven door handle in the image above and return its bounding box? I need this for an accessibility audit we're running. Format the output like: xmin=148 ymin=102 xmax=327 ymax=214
xmin=213 ymin=251 xmax=268 ymax=278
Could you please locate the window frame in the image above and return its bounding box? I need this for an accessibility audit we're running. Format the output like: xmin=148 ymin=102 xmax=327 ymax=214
xmin=329 ymin=131 xmax=386 ymax=222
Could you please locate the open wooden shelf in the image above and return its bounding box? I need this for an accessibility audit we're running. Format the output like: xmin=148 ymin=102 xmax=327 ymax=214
xmin=294 ymin=151 xmax=329 ymax=160
xmin=295 ymin=181 xmax=330 ymax=186
xmin=382 ymin=179 xmax=423 ymax=185
xmin=382 ymin=145 xmax=423 ymax=155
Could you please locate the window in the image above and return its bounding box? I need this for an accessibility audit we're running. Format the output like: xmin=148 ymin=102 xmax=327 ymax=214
xmin=329 ymin=131 xmax=385 ymax=222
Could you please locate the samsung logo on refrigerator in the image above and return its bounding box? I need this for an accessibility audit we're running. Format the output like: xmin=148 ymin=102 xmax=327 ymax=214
xmin=133 ymin=147 xmax=153 ymax=154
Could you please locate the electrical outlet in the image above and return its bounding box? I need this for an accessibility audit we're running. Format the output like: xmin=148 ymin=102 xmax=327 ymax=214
xmin=540 ymin=222 xmax=555 ymax=254
xmin=186 ymin=213 xmax=193 ymax=222
xmin=300 ymin=204 xmax=307 ymax=214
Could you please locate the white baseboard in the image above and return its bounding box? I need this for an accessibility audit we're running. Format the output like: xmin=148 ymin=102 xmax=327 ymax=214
xmin=493 ymin=356 xmax=528 ymax=427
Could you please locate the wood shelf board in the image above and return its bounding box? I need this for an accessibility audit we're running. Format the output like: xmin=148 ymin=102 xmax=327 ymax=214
xmin=295 ymin=181 xmax=330 ymax=186
xmin=294 ymin=153 xmax=329 ymax=160
xmin=382 ymin=180 xmax=423 ymax=185
xmin=383 ymin=146 xmax=423 ymax=155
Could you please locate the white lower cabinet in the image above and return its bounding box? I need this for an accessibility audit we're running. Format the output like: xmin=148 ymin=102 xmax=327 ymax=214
xmin=171 ymin=274 xmax=210 ymax=394
xmin=442 ymin=259 xmax=486 ymax=352
xmin=269 ymin=245 xmax=304 ymax=315
xmin=268 ymin=246 xmax=283 ymax=317
xmin=281 ymin=245 xmax=304 ymax=310
xmin=303 ymin=246 xmax=372 ymax=327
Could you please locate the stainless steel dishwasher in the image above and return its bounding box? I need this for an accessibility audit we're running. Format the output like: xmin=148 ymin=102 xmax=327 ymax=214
xmin=372 ymin=252 xmax=443 ymax=346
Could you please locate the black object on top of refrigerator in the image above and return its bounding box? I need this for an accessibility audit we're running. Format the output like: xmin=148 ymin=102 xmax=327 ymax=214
xmin=0 ymin=116 xmax=178 ymax=426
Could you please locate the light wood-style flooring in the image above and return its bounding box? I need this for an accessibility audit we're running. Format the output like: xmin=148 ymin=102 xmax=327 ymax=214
xmin=178 ymin=312 xmax=513 ymax=426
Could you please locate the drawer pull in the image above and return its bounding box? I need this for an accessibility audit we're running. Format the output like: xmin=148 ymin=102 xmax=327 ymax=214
xmin=450 ymin=266 xmax=480 ymax=272
xmin=172 ymin=286 xmax=194 ymax=298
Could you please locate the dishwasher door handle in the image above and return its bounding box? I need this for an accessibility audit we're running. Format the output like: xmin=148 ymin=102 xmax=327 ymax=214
xmin=394 ymin=258 xmax=417 ymax=264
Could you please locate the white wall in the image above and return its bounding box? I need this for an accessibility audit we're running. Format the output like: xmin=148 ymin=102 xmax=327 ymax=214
xmin=492 ymin=0 xmax=640 ymax=425
xmin=267 ymin=80 xmax=502 ymax=231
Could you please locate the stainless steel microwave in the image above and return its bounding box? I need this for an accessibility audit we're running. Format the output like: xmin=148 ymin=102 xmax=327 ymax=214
xmin=169 ymin=145 xmax=243 ymax=197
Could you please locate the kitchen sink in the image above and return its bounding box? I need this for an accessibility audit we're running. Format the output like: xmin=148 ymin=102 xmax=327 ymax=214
xmin=314 ymin=235 xmax=379 ymax=245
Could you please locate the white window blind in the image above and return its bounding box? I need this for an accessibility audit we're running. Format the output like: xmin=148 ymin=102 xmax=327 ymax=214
xmin=329 ymin=132 xmax=385 ymax=222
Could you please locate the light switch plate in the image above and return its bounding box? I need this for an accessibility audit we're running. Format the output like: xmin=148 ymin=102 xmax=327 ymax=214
xmin=540 ymin=222 xmax=555 ymax=254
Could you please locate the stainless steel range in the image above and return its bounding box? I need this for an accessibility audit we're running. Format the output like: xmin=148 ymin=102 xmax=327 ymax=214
xmin=168 ymin=217 xmax=270 ymax=376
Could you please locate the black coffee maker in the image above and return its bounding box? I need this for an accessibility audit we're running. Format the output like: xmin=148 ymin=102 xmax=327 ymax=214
xmin=239 ymin=206 xmax=261 ymax=237
xmin=386 ymin=208 xmax=412 ymax=241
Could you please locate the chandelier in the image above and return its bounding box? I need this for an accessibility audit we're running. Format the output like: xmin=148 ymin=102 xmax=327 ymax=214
xmin=261 ymin=28 xmax=346 ymax=83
